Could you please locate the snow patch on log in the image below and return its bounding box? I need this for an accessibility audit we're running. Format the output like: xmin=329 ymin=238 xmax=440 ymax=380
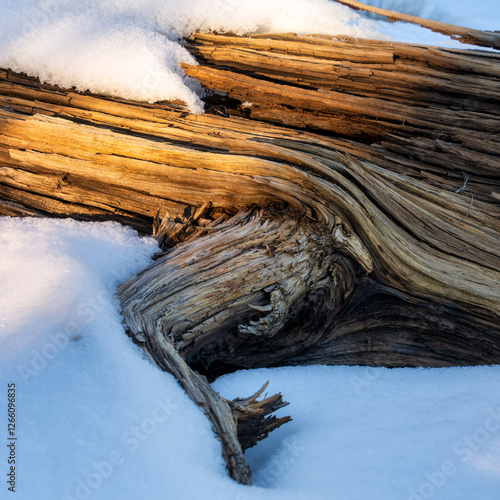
xmin=0 ymin=0 xmax=381 ymax=112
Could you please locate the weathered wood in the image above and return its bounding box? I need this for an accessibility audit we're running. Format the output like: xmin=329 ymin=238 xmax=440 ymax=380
xmin=1 ymin=28 xmax=500 ymax=484
xmin=119 ymin=206 xmax=362 ymax=367
xmin=119 ymin=205 xmax=500 ymax=372
xmin=182 ymin=33 xmax=500 ymax=175
xmin=181 ymin=32 xmax=500 ymax=207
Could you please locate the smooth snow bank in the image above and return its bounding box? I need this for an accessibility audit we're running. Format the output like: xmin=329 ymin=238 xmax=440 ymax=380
xmin=0 ymin=0 xmax=380 ymax=113
xmin=0 ymin=218 xmax=234 ymax=500
xmin=1 ymin=217 xmax=500 ymax=500
xmin=0 ymin=217 xmax=156 ymax=353
xmin=215 ymin=365 xmax=500 ymax=500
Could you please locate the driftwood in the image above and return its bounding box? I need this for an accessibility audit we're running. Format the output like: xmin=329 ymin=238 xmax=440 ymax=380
xmin=1 ymin=24 xmax=500 ymax=484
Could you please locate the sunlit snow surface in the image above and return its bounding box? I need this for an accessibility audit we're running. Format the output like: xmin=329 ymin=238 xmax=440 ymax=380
xmin=1 ymin=218 xmax=499 ymax=500
xmin=0 ymin=0 xmax=499 ymax=112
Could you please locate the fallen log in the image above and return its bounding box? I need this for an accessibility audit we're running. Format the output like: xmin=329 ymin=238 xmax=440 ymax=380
xmin=1 ymin=27 xmax=500 ymax=484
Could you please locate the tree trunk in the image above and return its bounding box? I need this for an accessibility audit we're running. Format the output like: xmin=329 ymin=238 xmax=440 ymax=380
xmin=1 ymin=28 xmax=499 ymax=483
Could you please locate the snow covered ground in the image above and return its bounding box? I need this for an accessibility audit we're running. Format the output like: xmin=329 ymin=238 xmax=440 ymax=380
xmin=1 ymin=1 xmax=500 ymax=499
xmin=1 ymin=219 xmax=499 ymax=500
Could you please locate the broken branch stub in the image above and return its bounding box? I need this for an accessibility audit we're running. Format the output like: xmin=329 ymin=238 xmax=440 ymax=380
xmin=135 ymin=329 xmax=289 ymax=485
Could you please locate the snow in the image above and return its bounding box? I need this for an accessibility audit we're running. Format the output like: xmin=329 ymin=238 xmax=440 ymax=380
xmin=1 ymin=0 xmax=498 ymax=113
xmin=1 ymin=218 xmax=500 ymax=500
xmin=215 ymin=366 xmax=500 ymax=499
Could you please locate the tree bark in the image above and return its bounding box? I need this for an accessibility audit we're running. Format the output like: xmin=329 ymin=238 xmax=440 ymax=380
xmin=1 ymin=28 xmax=499 ymax=483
